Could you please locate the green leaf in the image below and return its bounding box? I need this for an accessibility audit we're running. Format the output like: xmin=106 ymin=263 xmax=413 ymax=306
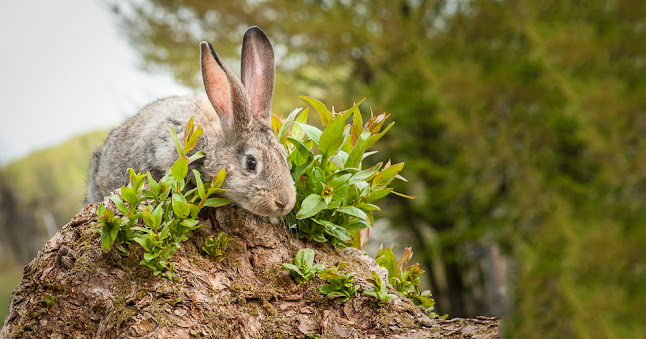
xmin=311 ymin=232 xmax=327 ymax=243
xmin=294 ymin=248 xmax=315 ymax=267
xmin=203 ymin=198 xmax=232 ymax=208
xmin=335 ymin=206 xmax=368 ymax=220
xmin=287 ymin=137 xmax=314 ymax=161
xmin=350 ymin=105 xmax=363 ymax=146
xmin=189 ymin=204 xmax=201 ymax=218
xmin=172 ymin=156 xmax=189 ymax=181
xmin=317 ymin=284 xmax=338 ymax=295
xmin=100 ymin=225 xmax=119 ymax=253
xmin=160 ymin=183 xmax=172 ymax=201
xmin=121 ymin=186 xmax=139 ymax=207
xmin=375 ymin=246 xmax=399 ymax=282
xmin=142 ymin=211 xmax=156 ymax=228
xmin=172 ymin=193 xmax=190 ymax=218
xmin=391 ymin=191 xmax=415 ymax=199
xmin=296 ymin=194 xmax=327 ymax=219
xmin=330 ymin=151 xmax=348 ymax=169
xmin=185 ymin=125 xmax=203 ymax=153
xmin=301 ymin=96 xmax=332 ymax=126
xmin=318 ymin=114 xmax=347 ymax=158
xmin=328 ymin=183 xmax=349 ymax=209
xmin=109 ymin=195 xmax=129 ymax=216
xmin=342 ymin=98 xmax=365 ymax=121
xmin=281 ymin=263 xmax=299 ymax=271
xmin=277 ymin=107 xmax=302 ymax=143
xmin=188 ymin=151 xmax=205 ymax=164
xmin=152 ymin=204 xmax=163 ymax=227
xmin=312 ymin=218 xmax=337 ymax=230
xmin=271 ymin=112 xmax=283 ymax=134
xmin=372 ymin=163 xmax=405 ymax=190
xmin=167 ymin=125 xmax=182 ymax=157
xmin=366 ymin=188 xmax=393 ymax=203
xmin=344 ymin=220 xmax=371 ymax=231
xmin=287 ymin=137 xmax=314 ymax=180
xmin=144 ymin=252 xmax=159 ymax=261
xmin=97 ymin=203 xmax=107 ymax=216
xmin=129 ymin=168 xmax=145 ymax=192
xmin=180 ymin=219 xmax=203 ymax=230
xmin=147 ymin=172 xmax=160 ymax=197
xmin=290 ymin=107 xmax=310 ymax=140
xmin=131 ymin=226 xmax=151 ymax=234
xmin=159 ymin=221 xmax=172 ymax=240
xmin=324 ymin=226 xmax=353 ymax=242
xmin=311 ymin=263 xmax=324 ymax=273
xmin=326 ymin=292 xmax=346 ymax=300
xmin=183 ymin=116 xmax=194 ymax=146
xmin=345 ymin=130 xmax=371 ymax=169
xmin=356 ymin=203 xmax=381 ymax=212
xmin=310 ymin=167 xmax=325 ymax=190
xmin=193 ymin=169 xmax=205 ymax=199
xmin=132 ymin=236 xmax=148 ymax=251
xmin=211 ymin=168 xmax=227 ymax=188
xmin=206 ymin=187 xmax=225 ymax=196
xmin=328 ymin=172 xmax=352 ymax=189
xmin=294 ymin=122 xmax=322 ymax=145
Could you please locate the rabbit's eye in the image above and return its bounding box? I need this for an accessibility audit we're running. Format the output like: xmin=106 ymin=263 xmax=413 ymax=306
xmin=246 ymin=157 xmax=257 ymax=172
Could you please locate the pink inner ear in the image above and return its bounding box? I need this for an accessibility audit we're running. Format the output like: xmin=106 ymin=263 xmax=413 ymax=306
xmin=207 ymin=72 xmax=232 ymax=119
xmin=246 ymin=53 xmax=266 ymax=120
xmin=202 ymin=44 xmax=233 ymax=122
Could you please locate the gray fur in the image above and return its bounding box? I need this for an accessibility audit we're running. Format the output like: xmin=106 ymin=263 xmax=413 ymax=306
xmin=86 ymin=27 xmax=296 ymax=217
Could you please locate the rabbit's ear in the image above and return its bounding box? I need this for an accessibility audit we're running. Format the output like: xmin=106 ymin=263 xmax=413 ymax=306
xmin=241 ymin=27 xmax=275 ymax=123
xmin=201 ymin=41 xmax=249 ymax=130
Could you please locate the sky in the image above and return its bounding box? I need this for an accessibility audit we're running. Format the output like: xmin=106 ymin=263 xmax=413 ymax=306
xmin=0 ymin=1 xmax=191 ymax=165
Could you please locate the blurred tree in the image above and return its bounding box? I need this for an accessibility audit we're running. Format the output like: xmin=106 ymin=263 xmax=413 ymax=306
xmin=105 ymin=0 xmax=646 ymax=335
xmin=0 ymin=172 xmax=40 ymax=265
xmin=0 ymin=130 xmax=108 ymax=266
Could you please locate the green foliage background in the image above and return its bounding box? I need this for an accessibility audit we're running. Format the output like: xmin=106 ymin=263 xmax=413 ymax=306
xmin=2 ymin=0 xmax=645 ymax=336
xmin=0 ymin=130 xmax=107 ymax=263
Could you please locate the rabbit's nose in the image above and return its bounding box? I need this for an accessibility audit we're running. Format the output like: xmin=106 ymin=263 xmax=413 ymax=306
xmin=275 ymin=199 xmax=287 ymax=210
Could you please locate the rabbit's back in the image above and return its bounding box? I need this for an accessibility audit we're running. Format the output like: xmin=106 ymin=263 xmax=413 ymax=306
xmin=85 ymin=95 xmax=205 ymax=203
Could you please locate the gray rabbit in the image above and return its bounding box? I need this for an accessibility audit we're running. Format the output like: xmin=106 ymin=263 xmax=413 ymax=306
xmin=85 ymin=27 xmax=296 ymax=217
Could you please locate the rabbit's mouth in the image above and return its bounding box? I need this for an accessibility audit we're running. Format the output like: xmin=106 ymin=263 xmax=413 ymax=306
xmin=245 ymin=201 xmax=294 ymax=217
xmin=233 ymin=194 xmax=295 ymax=218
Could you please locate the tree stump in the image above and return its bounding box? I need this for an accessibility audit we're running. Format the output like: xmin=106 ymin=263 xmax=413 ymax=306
xmin=1 ymin=201 xmax=499 ymax=338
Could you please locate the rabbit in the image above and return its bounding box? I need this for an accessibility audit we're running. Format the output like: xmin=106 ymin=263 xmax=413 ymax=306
xmin=85 ymin=26 xmax=296 ymax=217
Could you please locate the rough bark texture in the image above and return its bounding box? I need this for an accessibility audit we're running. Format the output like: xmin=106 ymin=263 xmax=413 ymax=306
xmin=1 ymin=200 xmax=499 ymax=338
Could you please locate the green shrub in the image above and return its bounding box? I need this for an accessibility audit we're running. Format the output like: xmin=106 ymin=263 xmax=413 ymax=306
xmin=93 ymin=117 xmax=230 ymax=280
xmin=273 ymin=96 xmax=411 ymax=249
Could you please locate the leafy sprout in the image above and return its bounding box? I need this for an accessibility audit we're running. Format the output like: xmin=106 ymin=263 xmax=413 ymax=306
xmin=363 ymin=271 xmax=398 ymax=306
xmin=281 ymin=248 xmax=324 ymax=285
xmin=202 ymin=232 xmax=230 ymax=262
xmin=317 ymin=262 xmax=360 ymax=301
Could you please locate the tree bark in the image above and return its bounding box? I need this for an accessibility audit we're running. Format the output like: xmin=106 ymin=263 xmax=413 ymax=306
xmin=1 ymin=201 xmax=499 ymax=338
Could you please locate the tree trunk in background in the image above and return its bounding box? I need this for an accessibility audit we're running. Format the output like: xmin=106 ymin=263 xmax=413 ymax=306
xmin=1 ymin=202 xmax=499 ymax=338
xmin=0 ymin=179 xmax=41 ymax=265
